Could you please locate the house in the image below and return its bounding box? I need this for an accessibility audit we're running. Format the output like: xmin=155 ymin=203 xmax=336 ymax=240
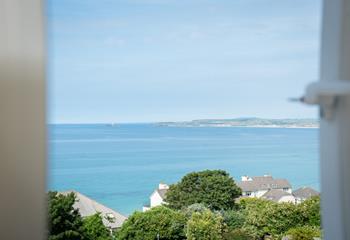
xmin=293 ymin=187 xmax=320 ymax=204
xmin=261 ymin=189 xmax=295 ymax=203
xmin=61 ymin=191 xmax=127 ymax=229
xmin=143 ymin=183 xmax=169 ymax=212
xmin=237 ymin=175 xmax=292 ymax=198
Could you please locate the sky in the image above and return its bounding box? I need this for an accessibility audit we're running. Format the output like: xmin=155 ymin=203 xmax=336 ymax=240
xmin=48 ymin=0 xmax=322 ymax=123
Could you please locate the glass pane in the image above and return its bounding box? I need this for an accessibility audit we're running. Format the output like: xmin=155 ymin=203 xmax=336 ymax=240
xmin=47 ymin=0 xmax=322 ymax=239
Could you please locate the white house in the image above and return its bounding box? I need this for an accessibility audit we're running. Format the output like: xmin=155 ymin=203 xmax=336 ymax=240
xmin=143 ymin=183 xmax=169 ymax=212
xmin=237 ymin=175 xmax=292 ymax=199
xmin=261 ymin=189 xmax=296 ymax=203
xmin=293 ymin=187 xmax=320 ymax=204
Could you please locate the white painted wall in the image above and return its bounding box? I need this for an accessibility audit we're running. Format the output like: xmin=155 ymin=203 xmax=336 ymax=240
xmin=254 ymin=190 xmax=269 ymax=198
xmin=150 ymin=191 xmax=165 ymax=208
xmin=278 ymin=196 xmax=296 ymax=204
xmin=243 ymin=188 xmax=291 ymax=198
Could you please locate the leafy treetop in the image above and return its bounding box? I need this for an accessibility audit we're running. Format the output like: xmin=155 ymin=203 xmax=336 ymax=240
xmin=165 ymin=170 xmax=242 ymax=211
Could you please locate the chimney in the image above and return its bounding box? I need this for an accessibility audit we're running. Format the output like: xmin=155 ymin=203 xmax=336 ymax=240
xmin=159 ymin=182 xmax=169 ymax=190
xmin=241 ymin=176 xmax=252 ymax=181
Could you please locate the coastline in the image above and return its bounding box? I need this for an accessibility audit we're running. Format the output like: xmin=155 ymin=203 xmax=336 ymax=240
xmin=156 ymin=118 xmax=319 ymax=129
xmin=157 ymin=125 xmax=319 ymax=129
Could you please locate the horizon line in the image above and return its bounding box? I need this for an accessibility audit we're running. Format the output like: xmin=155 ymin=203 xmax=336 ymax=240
xmin=48 ymin=117 xmax=319 ymax=125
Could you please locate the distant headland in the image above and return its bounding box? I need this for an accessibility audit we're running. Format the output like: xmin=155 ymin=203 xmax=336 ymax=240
xmin=157 ymin=118 xmax=319 ymax=128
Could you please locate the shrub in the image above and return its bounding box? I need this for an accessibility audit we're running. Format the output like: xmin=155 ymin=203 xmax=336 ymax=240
xmin=223 ymin=229 xmax=253 ymax=240
xmin=240 ymin=198 xmax=303 ymax=239
xmin=186 ymin=209 xmax=226 ymax=240
xmin=285 ymin=226 xmax=321 ymax=240
xmin=116 ymin=206 xmax=186 ymax=240
xmin=222 ymin=209 xmax=246 ymax=229
xmin=298 ymin=196 xmax=321 ymax=227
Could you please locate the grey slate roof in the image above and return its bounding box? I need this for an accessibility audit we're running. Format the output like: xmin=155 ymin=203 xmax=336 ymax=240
xmin=61 ymin=191 xmax=127 ymax=229
xmin=237 ymin=176 xmax=291 ymax=192
xmin=293 ymin=187 xmax=320 ymax=199
xmin=156 ymin=189 xmax=168 ymax=200
xmin=261 ymin=189 xmax=293 ymax=202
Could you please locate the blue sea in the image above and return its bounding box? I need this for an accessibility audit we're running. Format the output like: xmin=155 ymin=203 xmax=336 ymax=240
xmin=49 ymin=124 xmax=319 ymax=215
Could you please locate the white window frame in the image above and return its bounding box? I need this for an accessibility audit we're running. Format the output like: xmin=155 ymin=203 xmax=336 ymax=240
xmin=316 ymin=0 xmax=350 ymax=239
xmin=0 ymin=1 xmax=46 ymax=239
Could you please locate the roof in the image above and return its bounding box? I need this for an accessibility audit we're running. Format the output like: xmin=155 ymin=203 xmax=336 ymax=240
xmin=293 ymin=187 xmax=320 ymax=199
xmin=237 ymin=176 xmax=292 ymax=192
xmin=261 ymin=189 xmax=293 ymax=202
xmin=252 ymin=176 xmax=274 ymax=181
xmin=60 ymin=191 xmax=127 ymax=229
xmin=156 ymin=189 xmax=168 ymax=200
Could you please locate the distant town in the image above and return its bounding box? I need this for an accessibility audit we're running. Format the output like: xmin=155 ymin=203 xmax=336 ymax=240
xmin=157 ymin=118 xmax=319 ymax=128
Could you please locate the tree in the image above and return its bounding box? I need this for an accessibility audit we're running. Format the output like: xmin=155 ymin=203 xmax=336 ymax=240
xmin=186 ymin=209 xmax=226 ymax=240
xmin=48 ymin=191 xmax=84 ymax=240
xmin=165 ymin=170 xmax=242 ymax=211
xmin=182 ymin=203 xmax=209 ymax=219
xmin=82 ymin=213 xmax=112 ymax=240
xmin=116 ymin=206 xmax=186 ymax=240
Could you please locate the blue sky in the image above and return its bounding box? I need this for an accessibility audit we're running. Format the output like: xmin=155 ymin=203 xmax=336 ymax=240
xmin=48 ymin=0 xmax=322 ymax=123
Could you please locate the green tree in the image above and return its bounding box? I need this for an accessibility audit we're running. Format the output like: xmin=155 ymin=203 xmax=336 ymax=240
xmin=116 ymin=206 xmax=186 ymax=240
xmin=165 ymin=170 xmax=242 ymax=211
xmin=82 ymin=213 xmax=112 ymax=240
xmin=186 ymin=209 xmax=226 ymax=240
xmin=285 ymin=226 xmax=321 ymax=240
xmin=182 ymin=203 xmax=209 ymax=219
xmin=48 ymin=191 xmax=84 ymax=240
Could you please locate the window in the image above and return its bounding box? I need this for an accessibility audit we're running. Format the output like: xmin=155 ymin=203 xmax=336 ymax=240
xmin=5 ymin=0 xmax=350 ymax=239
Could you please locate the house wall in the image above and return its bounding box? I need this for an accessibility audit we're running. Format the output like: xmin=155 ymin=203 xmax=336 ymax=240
xmin=142 ymin=206 xmax=151 ymax=212
xmin=285 ymin=188 xmax=292 ymax=194
xmin=243 ymin=190 xmax=268 ymax=198
xmin=254 ymin=190 xmax=268 ymax=198
xmin=150 ymin=191 xmax=164 ymax=207
xmin=278 ymin=196 xmax=296 ymax=203
xmin=243 ymin=188 xmax=292 ymax=198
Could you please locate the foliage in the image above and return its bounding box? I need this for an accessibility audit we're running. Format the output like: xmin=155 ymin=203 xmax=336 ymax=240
xmin=165 ymin=170 xmax=242 ymax=211
xmin=237 ymin=197 xmax=322 ymax=240
xmin=48 ymin=191 xmax=84 ymax=240
xmin=285 ymin=226 xmax=321 ymax=240
xmin=116 ymin=206 xmax=186 ymax=240
xmin=222 ymin=209 xmax=246 ymax=230
xmin=182 ymin=203 xmax=209 ymax=219
xmin=297 ymin=196 xmax=321 ymax=227
xmin=222 ymin=229 xmax=253 ymax=240
xmin=186 ymin=209 xmax=226 ymax=240
xmin=82 ymin=213 xmax=112 ymax=240
xmin=240 ymin=198 xmax=303 ymax=239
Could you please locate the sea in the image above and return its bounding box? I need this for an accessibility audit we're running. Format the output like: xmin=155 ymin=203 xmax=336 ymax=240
xmin=48 ymin=124 xmax=319 ymax=215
